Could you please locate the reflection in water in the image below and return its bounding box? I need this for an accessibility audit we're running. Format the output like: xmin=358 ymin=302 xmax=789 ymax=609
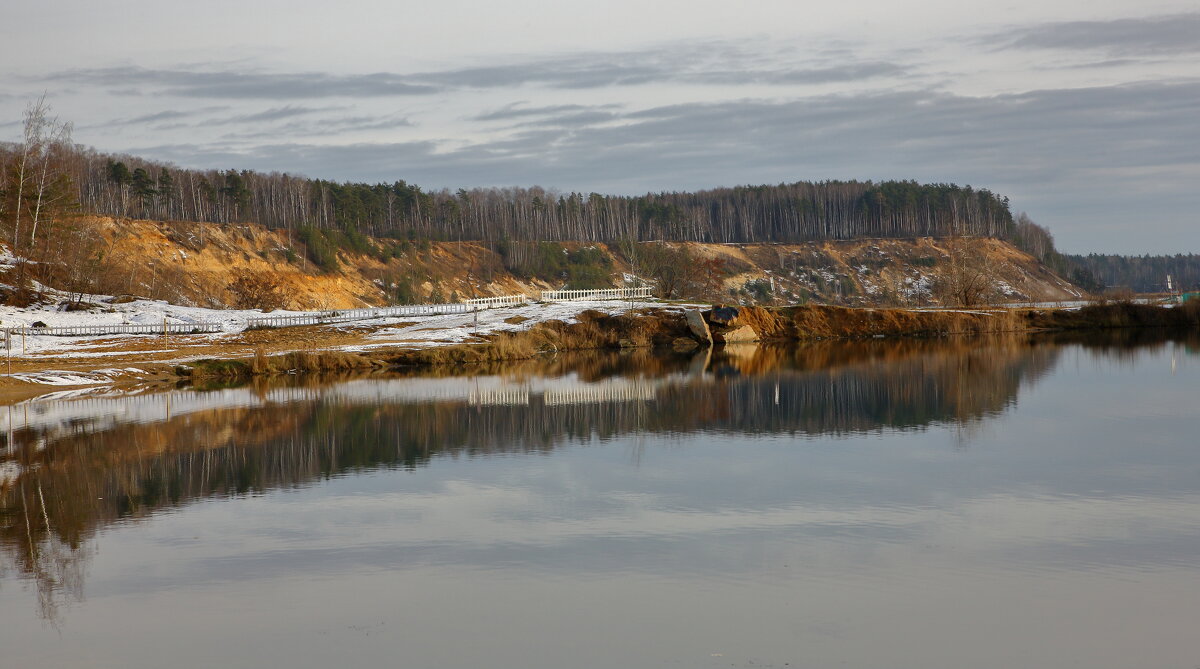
xmin=0 ymin=331 xmax=1196 ymax=645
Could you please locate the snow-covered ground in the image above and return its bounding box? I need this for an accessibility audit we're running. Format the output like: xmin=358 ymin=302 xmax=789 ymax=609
xmin=349 ymin=298 xmax=668 ymax=350
xmin=0 ymin=294 xmax=271 ymax=358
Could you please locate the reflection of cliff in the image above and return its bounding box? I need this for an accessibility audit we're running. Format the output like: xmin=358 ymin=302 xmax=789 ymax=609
xmin=0 ymin=336 xmax=1064 ymax=620
xmin=699 ymin=338 xmax=1061 ymax=435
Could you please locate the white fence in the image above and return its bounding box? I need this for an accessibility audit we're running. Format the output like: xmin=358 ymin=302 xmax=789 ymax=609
xmin=0 ymin=287 xmax=663 ymax=340
xmin=464 ymin=294 xmax=529 ymax=307
xmin=2 ymin=321 xmax=223 ymax=338
xmin=541 ymin=287 xmax=652 ymax=302
xmin=245 ymin=294 xmax=529 ymax=330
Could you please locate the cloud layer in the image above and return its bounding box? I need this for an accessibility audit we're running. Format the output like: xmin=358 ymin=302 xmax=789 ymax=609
xmin=3 ymin=9 xmax=1197 ymax=253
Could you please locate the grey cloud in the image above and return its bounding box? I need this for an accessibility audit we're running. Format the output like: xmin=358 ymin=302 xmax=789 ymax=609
xmin=309 ymin=115 xmax=413 ymax=132
xmin=123 ymin=110 xmax=194 ymax=124
xmin=988 ymin=13 xmax=1200 ymax=55
xmin=195 ymin=105 xmax=350 ymax=127
xmin=100 ymin=109 xmax=205 ymax=127
xmin=217 ymin=114 xmax=413 ymax=140
xmin=510 ymin=110 xmax=619 ymax=129
xmin=682 ymin=62 xmax=907 ymax=86
xmin=86 ymin=106 xmax=229 ymax=129
xmin=415 ymin=61 xmax=661 ymax=89
xmin=31 ymin=41 xmax=904 ymax=105
xmin=415 ymin=49 xmax=905 ymax=90
xmin=38 ymin=66 xmax=440 ymax=98
xmin=138 ymin=80 xmax=1198 ymax=186
xmin=473 ymin=103 xmax=621 ymax=122
xmin=224 ymin=105 xmax=343 ymax=123
xmin=1061 ymin=58 xmax=1149 ymax=70
xmin=134 ymin=140 xmax=440 ymax=182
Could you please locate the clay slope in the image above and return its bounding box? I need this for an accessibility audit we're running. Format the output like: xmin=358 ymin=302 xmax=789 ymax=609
xmin=29 ymin=217 xmax=1082 ymax=309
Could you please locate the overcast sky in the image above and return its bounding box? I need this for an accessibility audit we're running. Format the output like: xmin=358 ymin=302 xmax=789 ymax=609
xmin=2 ymin=0 xmax=1197 ymax=253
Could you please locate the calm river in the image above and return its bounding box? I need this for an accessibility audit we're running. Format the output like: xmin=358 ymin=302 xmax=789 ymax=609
xmin=1 ymin=333 xmax=1198 ymax=669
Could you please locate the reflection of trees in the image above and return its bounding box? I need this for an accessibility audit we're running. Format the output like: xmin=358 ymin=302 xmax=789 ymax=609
xmin=1 ymin=335 xmax=1071 ymax=622
xmin=2 ymin=480 xmax=95 ymax=625
xmin=678 ymin=339 xmax=1059 ymax=436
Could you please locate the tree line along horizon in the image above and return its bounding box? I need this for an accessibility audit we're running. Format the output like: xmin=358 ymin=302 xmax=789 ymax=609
xmin=1 ymin=101 xmax=1196 ymax=294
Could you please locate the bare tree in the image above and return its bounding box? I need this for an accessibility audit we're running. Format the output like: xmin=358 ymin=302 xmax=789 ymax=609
xmin=1 ymin=96 xmax=76 ymax=292
xmin=935 ymin=237 xmax=999 ymax=307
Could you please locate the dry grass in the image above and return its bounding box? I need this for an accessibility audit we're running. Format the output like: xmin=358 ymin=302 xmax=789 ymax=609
xmin=774 ymin=305 xmax=1024 ymax=339
xmin=1025 ymin=302 xmax=1200 ymax=330
xmin=191 ymin=348 xmax=383 ymax=380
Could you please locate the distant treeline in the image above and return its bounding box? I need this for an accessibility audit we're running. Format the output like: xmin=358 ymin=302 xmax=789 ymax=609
xmin=1063 ymin=254 xmax=1200 ymax=293
xmin=11 ymin=144 xmax=1019 ymax=243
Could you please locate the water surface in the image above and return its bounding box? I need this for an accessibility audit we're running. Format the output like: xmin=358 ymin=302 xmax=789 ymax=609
xmin=2 ymin=333 xmax=1198 ymax=668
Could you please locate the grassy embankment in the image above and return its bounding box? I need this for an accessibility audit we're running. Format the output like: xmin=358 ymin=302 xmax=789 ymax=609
xmin=185 ymin=301 xmax=1199 ymax=381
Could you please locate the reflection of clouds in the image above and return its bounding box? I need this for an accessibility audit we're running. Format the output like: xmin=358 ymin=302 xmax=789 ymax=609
xmin=365 ymin=486 xmax=1200 ymax=557
xmin=2 ymin=336 xmax=1197 ymax=663
xmin=103 ymin=474 xmax=1200 ymax=585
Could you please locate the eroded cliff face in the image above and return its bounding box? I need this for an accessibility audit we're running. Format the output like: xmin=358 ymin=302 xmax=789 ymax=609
xmin=676 ymin=237 xmax=1084 ymax=306
xmin=47 ymin=216 xmax=553 ymax=309
xmin=36 ymin=216 xmax=1081 ymax=309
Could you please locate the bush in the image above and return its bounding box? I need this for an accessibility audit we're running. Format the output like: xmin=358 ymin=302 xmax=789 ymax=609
xmin=497 ymin=242 xmax=613 ymax=287
xmin=338 ymin=224 xmax=375 ymax=257
xmin=298 ymin=226 xmax=339 ymax=272
xmin=390 ymin=271 xmax=421 ymax=305
xmin=228 ymin=273 xmax=286 ymax=310
xmin=745 ymin=279 xmax=773 ymax=302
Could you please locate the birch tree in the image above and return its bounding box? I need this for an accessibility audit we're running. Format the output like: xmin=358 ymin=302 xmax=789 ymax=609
xmin=1 ymin=97 xmax=76 ymax=291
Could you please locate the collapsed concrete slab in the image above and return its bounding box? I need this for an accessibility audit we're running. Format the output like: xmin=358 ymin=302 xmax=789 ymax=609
xmin=718 ymin=324 xmax=758 ymax=343
xmin=685 ymin=310 xmax=713 ymax=345
xmin=709 ymin=306 xmax=740 ymax=326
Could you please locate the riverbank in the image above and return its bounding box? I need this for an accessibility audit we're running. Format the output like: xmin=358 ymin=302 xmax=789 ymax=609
xmin=1 ymin=300 xmax=1195 ymax=398
xmin=185 ymin=301 xmax=1199 ymax=383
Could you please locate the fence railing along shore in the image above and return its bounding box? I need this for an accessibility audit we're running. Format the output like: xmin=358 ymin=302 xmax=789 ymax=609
xmin=2 ymin=321 xmax=223 ymax=338
xmin=540 ymin=287 xmax=652 ymax=301
xmin=2 ymin=288 xmax=652 ymax=339
xmin=245 ymin=294 xmax=531 ymax=330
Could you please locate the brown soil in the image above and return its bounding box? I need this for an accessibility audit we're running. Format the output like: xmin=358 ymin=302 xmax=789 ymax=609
xmin=43 ymin=216 xmax=556 ymax=310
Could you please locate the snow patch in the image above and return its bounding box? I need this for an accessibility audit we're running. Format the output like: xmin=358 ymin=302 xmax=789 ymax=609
xmin=8 ymin=370 xmax=115 ymax=386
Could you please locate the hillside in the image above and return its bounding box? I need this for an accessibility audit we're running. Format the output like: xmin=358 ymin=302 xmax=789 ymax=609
xmin=17 ymin=216 xmax=1082 ymax=310
xmin=2 ymin=116 xmax=1090 ymax=306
